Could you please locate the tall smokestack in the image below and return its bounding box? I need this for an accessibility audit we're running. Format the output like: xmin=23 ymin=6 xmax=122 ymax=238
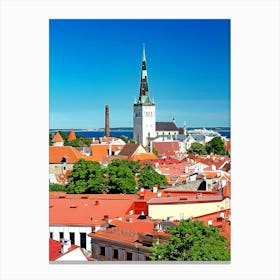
xmin=105 ymin=105 xmax=110 ymax=137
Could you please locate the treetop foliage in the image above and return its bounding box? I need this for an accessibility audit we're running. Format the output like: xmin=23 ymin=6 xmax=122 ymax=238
xmin=149 ymin=219 xmax=230 ymax=261
xmin=63 ymin=159 xmax=166 ymax=194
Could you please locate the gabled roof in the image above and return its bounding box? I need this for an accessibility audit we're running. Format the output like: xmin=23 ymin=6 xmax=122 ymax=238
xmin=49 ymin=239 xmax=79 ymax=261
xmin=156 ymin=122 xmax=178 ymax=131
xmin=118 ymin=143 xmax=141 ymax=158
xmin=52 ymin=132 xmax=64 ymax=143
xmin=49 ymin=146 xmax=84 ymax=163
xmin=67 ymin=129 xmax=76 ymax=142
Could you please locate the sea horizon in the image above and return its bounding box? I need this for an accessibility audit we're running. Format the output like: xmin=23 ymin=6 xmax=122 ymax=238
xmin=49 ymin=127 xmax=231 ymax=140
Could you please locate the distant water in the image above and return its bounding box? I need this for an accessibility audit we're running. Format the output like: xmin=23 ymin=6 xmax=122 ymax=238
xmin=74 ymin=129 xmax=230 ymax=140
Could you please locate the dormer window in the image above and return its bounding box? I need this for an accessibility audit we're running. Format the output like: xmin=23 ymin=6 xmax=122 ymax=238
xmin=60 ymin=157 xmax=67 ymax=163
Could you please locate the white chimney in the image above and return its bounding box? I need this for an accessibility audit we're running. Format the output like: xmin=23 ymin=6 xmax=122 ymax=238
xmin=157 ymin=192 xmax=162 ymax=198
xmin=153 ymin=186 xmax=158 ymax=193
xmin=212 ymin=165 xmax=216 ymax=171
xmin=60 ymin=239 xmax=71 ymax=254
xmin=140 ymin=187 xmax=144 ymax=193
xmin=185 ymin=166 xmax=189 ymax=173
xmin=220 ymin=212 xmax=225 ymax=218
xmin=208 ymin=220 xmax=213 ymax=226
xmin=221 ymin=179 xmax=227 ymax=187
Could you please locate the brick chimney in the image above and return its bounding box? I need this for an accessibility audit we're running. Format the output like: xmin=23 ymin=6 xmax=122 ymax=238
xmin=105 ymin=105 xmax=110 ymax=137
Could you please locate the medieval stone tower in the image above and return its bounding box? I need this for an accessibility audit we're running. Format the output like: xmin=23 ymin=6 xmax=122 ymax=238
xmin=133 ymin=44 xmax=156 ymax=147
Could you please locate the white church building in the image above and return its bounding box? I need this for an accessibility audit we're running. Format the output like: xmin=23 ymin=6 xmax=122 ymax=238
xmin=133 ymin=44 xmax=156 ymax=147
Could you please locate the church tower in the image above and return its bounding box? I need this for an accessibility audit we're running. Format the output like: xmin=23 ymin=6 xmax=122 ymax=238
xmin=133 ymin=44 xmax=156 ymax=147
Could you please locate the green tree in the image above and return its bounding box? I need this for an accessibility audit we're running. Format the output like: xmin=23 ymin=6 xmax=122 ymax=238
xmin=49 ymin=183 xmax=66 ymax=192
xmin=149 ymin=219 xmax=230 ymax=261
xmin=206 ymin=136 xmax=226 ymax=155
xmin=64 ymin=135 xmax=92 ymax=147
xmin=152 ymin=147 xmax=158 ymax=157
xmin=137 ymin=164 xmax=168 ymax=190
xmin=66 ymin=159 xmax=108 ymax=194
xmin=106 ymin=159 xmax=137 ymax=194
xmin=188 ymin=142 xmax=207 ymax=155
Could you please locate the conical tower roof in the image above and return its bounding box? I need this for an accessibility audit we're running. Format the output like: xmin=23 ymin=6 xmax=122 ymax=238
xmin=137 ymin=43 xmax=153 ymax=105
xmin=67 ymin=129 xmax=76 ymax=142
xmin=52 ymin=132 xmax=64 ymax=143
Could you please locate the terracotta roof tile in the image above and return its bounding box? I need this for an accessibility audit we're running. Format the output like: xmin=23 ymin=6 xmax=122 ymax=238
xmin=52 ymin=132 xmax=64 ymax=143
xmin=130 ymin=153 xmax=158 ymax=161
xmin=49 ymin=195 xmax=135 ymax=226
xmin=49 ymin=239 xmax=79 ymax=261
xmin=152 ymin=141 xmax=180 ymax=155
xmin=49 ymin=146 xmax=85 ymax=163
xmin=67 ymin=129 xmax=76 ymax=142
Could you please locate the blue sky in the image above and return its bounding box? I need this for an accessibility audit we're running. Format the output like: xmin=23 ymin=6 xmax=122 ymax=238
xmin=49 ymin=19 xmax=230 ymax=129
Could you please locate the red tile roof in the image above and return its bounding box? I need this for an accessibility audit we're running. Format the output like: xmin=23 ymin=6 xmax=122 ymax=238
xmin=152 ymin=141 xmax=180 ymax=156
xmin=89 ymin=227 xmax=142 ymax=245
xmin=147 ymin=193 xmax=224 ymax=205
xmin=49 ymin=146 xmax=85 ymax=163
xmin=52 ymin=132 xmax=64 ymax=143
xmin=49 ymin=195 xmax=136 ymax=226
xmin=67 ymin=129 xmax=76 ymax=142
xmin=49 ymin=239 xmax=79 ymax=261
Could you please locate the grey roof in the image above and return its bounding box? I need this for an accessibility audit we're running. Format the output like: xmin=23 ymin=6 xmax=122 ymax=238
xmin=156 ymin=122 xmax=178 ymax=131
xmin=191 ymin=134 xmax=205 ymax=142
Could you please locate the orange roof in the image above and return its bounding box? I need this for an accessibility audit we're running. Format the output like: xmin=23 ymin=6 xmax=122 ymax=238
xmin=89 ymin=227 xmax=142 ymax=245
xmin=49 ymin=196 xmax=135 ymax=226
xmin=49 ymin=146 xmax=85 ymax=163
xmin=67 ymin=129 xmax=76 ymax=142
xmin=130 ymin=153 xmax=158 ymax=161
xmin=52 ymin=132 xmax=64 ymax=143
xmin=90 ymin=144 xmax=108 ymax=162
xmin=109 ymin=217 xmax=155 ymax=234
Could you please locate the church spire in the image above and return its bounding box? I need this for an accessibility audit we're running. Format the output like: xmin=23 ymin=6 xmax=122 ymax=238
xmin=137 ymin=43 xmax=152 ymax=105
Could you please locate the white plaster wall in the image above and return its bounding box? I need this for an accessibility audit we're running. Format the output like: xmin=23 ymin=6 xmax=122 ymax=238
xmin=141 ymin=105 xmax=156 ymax=146
xmin=134 ymin=104 xmax=156 ymax=146
xmin=56 ymin=248 xmax=87 ymax=261
xmin=49 ymin=226 xmax=92 ymax=251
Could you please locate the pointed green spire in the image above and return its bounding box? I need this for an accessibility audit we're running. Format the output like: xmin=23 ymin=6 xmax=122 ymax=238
xmin=137 ymin=43 xmax=153 ymax=105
